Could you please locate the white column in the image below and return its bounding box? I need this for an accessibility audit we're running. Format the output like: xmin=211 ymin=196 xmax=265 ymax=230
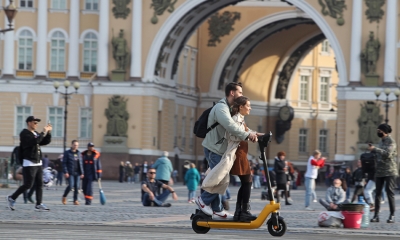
xmin=68 ymin=0 xmax=80 ymax=78
xmin=130 ymin=0 xmax=142 ymax=78
xmin=384 ymin=0 xmax=398 ymax=83
xmin=3 ymin=15 xmax=14 ymax=75
xmin=348 ymin=0 xmax=362 ymax=83
xmin=36 ymin=0 xmax=48 ymax=76
xmin=97 ymin=0 xmax=109 ymax=78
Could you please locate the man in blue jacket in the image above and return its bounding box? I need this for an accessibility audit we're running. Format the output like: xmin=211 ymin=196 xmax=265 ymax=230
xmin=195 ymin=82 xmax=257 ymax=220
xmin=62 ymin=140 xmax=84 ymax=205
xmin=153 ymin=151 xmax=173 ymax=195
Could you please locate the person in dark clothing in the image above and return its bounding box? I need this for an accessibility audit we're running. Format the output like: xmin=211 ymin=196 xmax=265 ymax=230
xmin=351 ymin=160 xmax=365 ymax=203
xmin=54 ymin=155 xmax=64 ymax=186
xmin=81 ymin=142 xmax=102 ymax=205
xmin=119 ymin=161 xmax=126 ymax=182
xmin=133 ymin=162 xmax=141 ymax=183
xmin=62 ymin=140 xmax=84 ymax=205
xmin=370 ymin=123 xmax=397 ymax=223
xmin=141 ymin=161 xmax=148 ymax=181
xmin=274 ymin=151 xmax=292 ymax=205
xmin=7 ymin=116 xmax=52 ymax=211
xmin=42 ymin=155 xmax=49 ymax=169
xmin=141 ymin=168 xmax=178 ymax=207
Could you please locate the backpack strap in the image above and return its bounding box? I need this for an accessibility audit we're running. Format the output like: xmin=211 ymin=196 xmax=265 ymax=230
xmin=206 ymin=122 xmax=219 ymax=133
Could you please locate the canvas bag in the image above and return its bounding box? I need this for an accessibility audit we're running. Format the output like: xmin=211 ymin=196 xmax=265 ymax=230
xmin=318 ymin=211 xmax=344 ymax=227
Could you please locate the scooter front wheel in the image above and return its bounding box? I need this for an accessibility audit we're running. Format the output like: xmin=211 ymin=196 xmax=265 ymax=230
xmin=267 ymin=218 xmax=287 ymax=237
xmin=191 ymin=215 xmax=210 ymax=234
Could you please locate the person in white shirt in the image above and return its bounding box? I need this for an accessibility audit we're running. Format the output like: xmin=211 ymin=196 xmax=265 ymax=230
xmin=304 ymin=150 xmax=325 ymax=211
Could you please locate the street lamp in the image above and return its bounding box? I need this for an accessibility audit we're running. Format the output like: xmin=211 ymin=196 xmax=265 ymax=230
xmin=1 ymin=0 xmax=17 ymax=33
xmin=374 ymin=88 xmax=400 ymax=124
xmin=53 ymin=80 xmax=80 ymax=153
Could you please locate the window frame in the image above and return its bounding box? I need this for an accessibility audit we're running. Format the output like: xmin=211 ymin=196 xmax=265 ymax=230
xmin=51 ymin=0 xmax=67 ymax=9
xmin=48 ymin=106 xmax=65 ymax=137
xmin=319 ymin=129 xmax=328 ymax=154
xmin=79 ymin=107 xmax=92 ymax=138
xmin=299 ymin=129 xmax=308 ymax=153
xmin=15 ymin=106 xmax=32 ymax=136
xmin=17 ymin=30 xmax=34 ymax=70
xmin=299 ymin=75 xmax=310 ymax=101
xmin=19 ymin=0 xmax=34 ymax=8
xmin=321 ymin=40 xmax=330 ymax=54
xmin=50 ymin=31 xmax=66 ymax=72
xmin=82 ymin=32 xmax=98 ymax=73
xmin=84 ymin=0 xmax=99 ymax=10
xmin=319 ymin=76 xmax=330 ymax=102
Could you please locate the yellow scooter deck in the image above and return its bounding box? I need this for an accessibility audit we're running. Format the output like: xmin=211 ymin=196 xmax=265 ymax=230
xmin=196 ymin=201 xmax=280 ymax=229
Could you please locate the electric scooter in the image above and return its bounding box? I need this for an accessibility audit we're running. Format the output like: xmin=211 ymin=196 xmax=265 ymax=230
xmin=190 ymin=132 xmax=287 ymax=236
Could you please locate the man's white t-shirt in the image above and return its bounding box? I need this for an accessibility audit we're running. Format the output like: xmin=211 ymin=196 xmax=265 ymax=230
xmin=22 ymin=131 xmax=43 ymax=167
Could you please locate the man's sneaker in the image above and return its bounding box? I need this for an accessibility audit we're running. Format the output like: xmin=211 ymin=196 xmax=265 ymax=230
xmin=212 ymin=210 xmax=234 ymax=220
xmin=6 ymin=196 xmax=15 ymax=211
xmin=195 ymin=196 xmax=213 ymax=216
xmin=313 ymin=199 xmax=317 ymax=203
xmin=161 ymin=203 xmax=171 ymax=207
xmin=35 ymin=204 xmax=50 ymax=212
xmin=305 ymin=207 xmax=315 ymax=211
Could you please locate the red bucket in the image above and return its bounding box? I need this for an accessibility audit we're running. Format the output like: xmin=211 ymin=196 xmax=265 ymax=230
xmin=341 ymin=211 xmax=363 ymax=229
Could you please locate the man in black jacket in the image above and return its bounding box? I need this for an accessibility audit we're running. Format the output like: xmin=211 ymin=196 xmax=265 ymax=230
xmin=7 ymin=116 xmax=52 ymax=211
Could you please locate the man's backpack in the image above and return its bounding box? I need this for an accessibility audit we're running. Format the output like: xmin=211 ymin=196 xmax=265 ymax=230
xmin=193 ymin=103 xmax=219 ymax=138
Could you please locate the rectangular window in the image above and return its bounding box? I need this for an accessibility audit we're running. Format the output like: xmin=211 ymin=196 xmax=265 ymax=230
xmin=320 ymin=77 xmax=329 ymax=102
xmin=181 ymin=116 xmax=186 ymax=147
xmin=321 ymin=40 xmax=330 ymax=53
xmin=20 ymin=0 xmax=34 ymax=8
xmin=80 ymin=108 xmax=92 ymax=138
xmin=319 ymin=129 xmax=328 ymax=153
xmin=85 ymin=0 xmax=98 ymax=10
xmin=49 ymin=107 xmax=64 ymax=137
xmin=16 ymin=106 xmax=31 ymax=135
xmin=52 ymin=0 xmax=66 ymax=9
xmin=299 ymin=129 xmax=307 ymax=152
xmin=300 ymin=75 xmax=309 ymax=101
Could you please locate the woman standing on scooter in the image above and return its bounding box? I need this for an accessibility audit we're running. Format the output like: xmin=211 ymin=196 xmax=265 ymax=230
xmin=230 ymin=96 xmax=263 ymax=222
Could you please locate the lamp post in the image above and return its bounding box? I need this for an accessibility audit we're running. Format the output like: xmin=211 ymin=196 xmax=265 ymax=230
xmin=374 ymin=88 xmax=400 ymax=124
xmin=1 ymin=0 xmax=17 ymax=33
xmin=53 ymin=80 xmax=80 ymax=153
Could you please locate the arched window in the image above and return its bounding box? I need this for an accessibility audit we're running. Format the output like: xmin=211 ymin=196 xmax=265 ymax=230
xmin=50 ymin=31 xmax=66 ymax=71
xmin=83 ymin=32 xmax=97 ymax=72
xmin=18 ymin=30 xmax=34 ymax=70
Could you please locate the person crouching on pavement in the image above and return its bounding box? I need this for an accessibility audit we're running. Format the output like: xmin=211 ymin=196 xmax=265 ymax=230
xmin=319 ymin=178 xmax=349 ymax=211
xmin=141 ymin=168 xmax=178 ymax=207
xmin=62 ymin=140 xmax=84 ymax=205
xmin=81 ymin=142 xmax=102 ymax=205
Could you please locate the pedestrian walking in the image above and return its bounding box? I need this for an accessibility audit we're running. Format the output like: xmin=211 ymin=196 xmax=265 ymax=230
xmin=141 ymin=161 xmax=149 ymax=181
xmin=133 ymin=162 xmax=140 ymax=183
xmin=6 ymin=116 xmax=52 ymax=211
xmin=152 ymin=151 xmax=173 ymax=195
xmin=81 ymin=142 xmax=102 ymax=205
xmin=62 ymin=140 xmax=84 ymax=205
xmin=119 ymin=161 xmax=125 ymax=183
xmin=185 ymin=163 xmax=200 ymax=203
xmin=370 ymin=123 xmax=397 ymax=223
xmin=125 ymin=161 xmax=133 ymax=183
xmin=55 ymin=154 xmax=64 ymax=186
xmin=42 ymin=155 xmax=49 ymax=169
xmin=252 ymin=162 xmax=261 ymax=189
xmin=304 ymin=150 xmax=325 ymax=211
xmin=274 ymin=151 xmax=292 ymax=206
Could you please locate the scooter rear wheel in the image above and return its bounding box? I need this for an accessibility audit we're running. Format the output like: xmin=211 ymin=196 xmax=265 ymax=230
xmin=191 ymin=214 xmax=210 ymax=234
xmin=267 ymin=218 xmax=287 ymax=237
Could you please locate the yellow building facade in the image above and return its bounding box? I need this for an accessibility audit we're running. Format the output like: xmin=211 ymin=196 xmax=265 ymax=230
xmin=0 ymin=0 xmax=398 ymax=178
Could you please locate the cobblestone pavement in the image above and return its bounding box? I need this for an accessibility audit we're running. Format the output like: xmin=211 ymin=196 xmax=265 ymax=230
xmin=0 ymin=181 xmax=399 ymax=237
